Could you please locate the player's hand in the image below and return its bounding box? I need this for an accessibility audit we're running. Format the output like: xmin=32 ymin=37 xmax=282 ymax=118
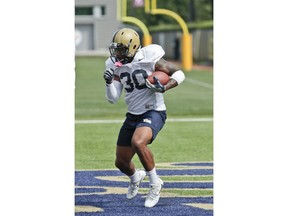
xmin=145 ymin=76 xmax=165 ymax=93
xmin=103 ymin=68 xmax=114 ymax=84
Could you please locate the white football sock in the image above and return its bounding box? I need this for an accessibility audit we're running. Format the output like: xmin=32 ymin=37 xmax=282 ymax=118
xmin=128 ymin=170 xmax=140 ymax=183
xmin=146 ymin=167 xmax=160 ymax=185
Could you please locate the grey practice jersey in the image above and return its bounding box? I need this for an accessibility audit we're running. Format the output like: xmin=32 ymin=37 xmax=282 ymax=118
xmin=105 ymin=44 xmax=167 ymax=115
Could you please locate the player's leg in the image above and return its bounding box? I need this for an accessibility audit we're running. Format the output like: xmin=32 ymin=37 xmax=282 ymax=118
xmin=132 ymin=127 xmax=164 ymax=207
xmin=132 ymin=127 xmax=161 ymax=186
xmin=115 ymin=146 xmax=136 ymax=176
xmin=115 ymin=115 xmax=146 ymax=199
xmin=115 ymin=116 xmax=137 ymax=175
xmin=131 ymin=126 xmax=155 ymax=171
xmin=132 ymin=110 xmax=166 ymax=207
xmin=132 ymin=110 xmax=166 ymax=176
xmin=115 ymin=145 xmax=146 ymax=199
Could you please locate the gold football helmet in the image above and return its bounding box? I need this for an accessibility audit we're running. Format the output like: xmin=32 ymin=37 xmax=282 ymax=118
xmin=109 ymin=28 xmax=141 ymax=64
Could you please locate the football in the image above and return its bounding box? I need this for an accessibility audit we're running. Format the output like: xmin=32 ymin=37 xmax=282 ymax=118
xmin=147 ymin=71 xmax=170 ymax=85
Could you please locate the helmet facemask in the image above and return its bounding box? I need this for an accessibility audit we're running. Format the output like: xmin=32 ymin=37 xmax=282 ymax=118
xmin=109 ymin=42 xmax=132 ymax=64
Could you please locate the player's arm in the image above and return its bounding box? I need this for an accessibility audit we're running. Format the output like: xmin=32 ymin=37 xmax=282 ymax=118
xmin=103 ymin=69 xmax=122 ymax=104
xmin=154 ymin=58 xmax=185 ymax=91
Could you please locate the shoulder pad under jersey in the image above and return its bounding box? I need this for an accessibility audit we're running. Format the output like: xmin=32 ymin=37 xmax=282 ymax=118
xmin=134 ymin=44 xmax=165 ymax=63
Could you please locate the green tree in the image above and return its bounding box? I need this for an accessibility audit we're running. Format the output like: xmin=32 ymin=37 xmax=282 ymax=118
xmin=127 ymin=0 xmax=213 ymax=26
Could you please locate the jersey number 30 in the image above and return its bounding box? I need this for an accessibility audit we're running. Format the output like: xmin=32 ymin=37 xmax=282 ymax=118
xmin=120 ymin=69 xmax=148 ymax=93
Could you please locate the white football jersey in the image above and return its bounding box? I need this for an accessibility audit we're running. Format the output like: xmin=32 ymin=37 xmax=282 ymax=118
xmin=105 ymin=44 xmax=167 ymax=115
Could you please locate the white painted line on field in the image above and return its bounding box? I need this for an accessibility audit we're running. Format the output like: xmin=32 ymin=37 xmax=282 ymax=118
xmin=75 ymin=119 xmax=123 ymax=124
xmin=167 ymin=118 xmax=213 ymax=122
xmin=184 ymin=78 xmax=213 ymax=89
xmin=75 ymin=118 xmax=213 ymax=124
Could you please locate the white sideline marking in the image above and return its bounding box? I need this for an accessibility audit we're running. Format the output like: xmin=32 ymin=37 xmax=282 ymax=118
xmin=75 ymin=118 xmax=213 ymax=124
xmin=76 ymin=119 xmax=123 ymax=124
xmin=167 ymin=118 xmax=213 ymax=122
xmin=184 ymin=78 xmax=213 ymax=89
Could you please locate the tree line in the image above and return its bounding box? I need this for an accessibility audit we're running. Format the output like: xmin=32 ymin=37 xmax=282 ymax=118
xmin=128 ymin=0 xmax=213 ymax=27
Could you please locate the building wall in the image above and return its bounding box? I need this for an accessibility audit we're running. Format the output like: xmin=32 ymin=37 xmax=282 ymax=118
xmin=151 ymin=29 xmax=213 ymax=64
xmin=75 ymin=0 xmax=121 ymax=54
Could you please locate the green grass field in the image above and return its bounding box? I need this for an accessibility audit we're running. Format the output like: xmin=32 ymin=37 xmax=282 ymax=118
xmin=75 ymin=56 xmax=213 ymax=170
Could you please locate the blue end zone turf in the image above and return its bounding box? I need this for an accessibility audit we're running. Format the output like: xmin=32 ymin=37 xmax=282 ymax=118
xmin=75 ymin=162 xmax=213 ymax=215
xmin=76 ymin=195 xmax=213 ymax=216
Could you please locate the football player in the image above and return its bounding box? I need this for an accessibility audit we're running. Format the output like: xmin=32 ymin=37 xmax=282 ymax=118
xmin=103 ymin=28 xmax=185 ymax=208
